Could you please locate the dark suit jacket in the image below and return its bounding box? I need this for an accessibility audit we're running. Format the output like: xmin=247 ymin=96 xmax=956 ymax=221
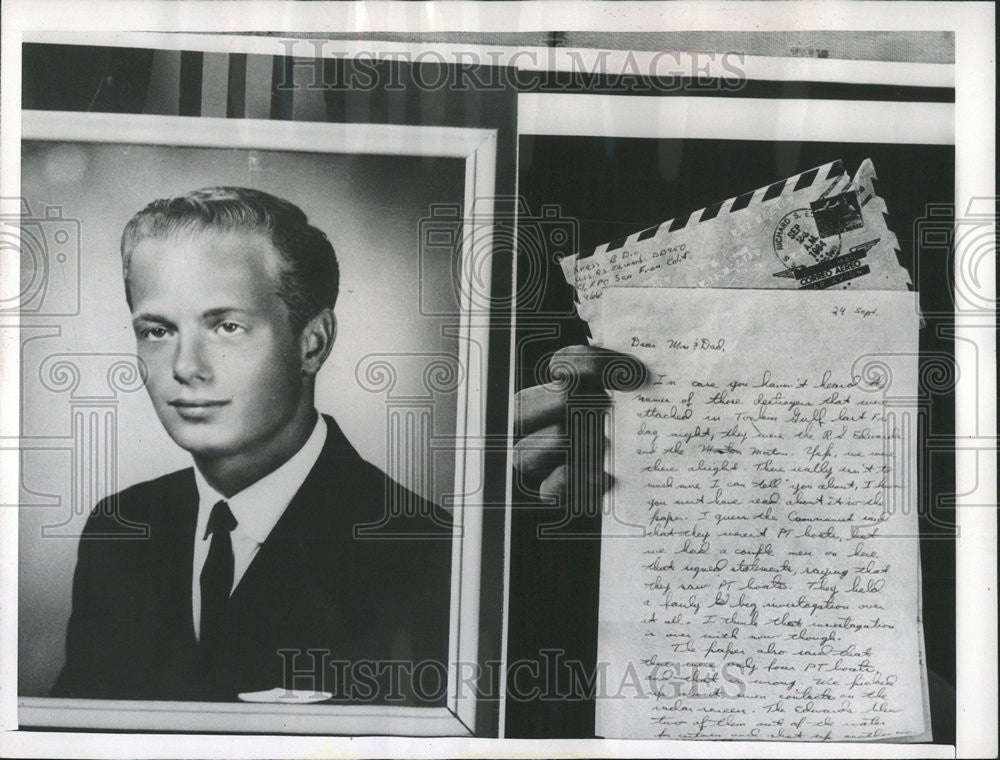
xmin=53 ymin=415 xmax=453 ymax=704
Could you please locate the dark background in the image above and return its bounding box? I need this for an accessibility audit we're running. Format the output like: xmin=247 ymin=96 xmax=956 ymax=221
xmin=509 ymin=135 xmax=956 ymax=742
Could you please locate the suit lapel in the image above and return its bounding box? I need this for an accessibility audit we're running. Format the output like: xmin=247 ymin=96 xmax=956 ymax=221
xmin=227 ymin=415 xmax=364 ymax=608
xmin=148 ymin=469 xmax=201 ymax=692
xmin=151 ymin=470 xmax=198 ymax=628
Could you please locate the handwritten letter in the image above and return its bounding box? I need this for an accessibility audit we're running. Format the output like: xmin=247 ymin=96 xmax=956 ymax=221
xmin=596 ymin=288 xmax=925 ymax=741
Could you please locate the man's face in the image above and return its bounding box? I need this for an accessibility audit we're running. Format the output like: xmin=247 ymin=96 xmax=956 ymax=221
xmin=128 ymin=229 xmax=308 ymax=459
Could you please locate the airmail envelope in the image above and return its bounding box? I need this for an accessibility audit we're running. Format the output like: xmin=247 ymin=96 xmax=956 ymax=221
xmin=559 ymin=159 xmax=913 ymax=331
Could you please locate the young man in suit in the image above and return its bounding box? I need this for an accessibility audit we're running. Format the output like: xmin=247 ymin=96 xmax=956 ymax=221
xmin=53 ymin=188 xmax=452 ymax=704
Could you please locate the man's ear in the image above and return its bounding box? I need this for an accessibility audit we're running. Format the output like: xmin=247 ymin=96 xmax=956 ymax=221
xmin=299 ymin=308 xmax=336 ymax=377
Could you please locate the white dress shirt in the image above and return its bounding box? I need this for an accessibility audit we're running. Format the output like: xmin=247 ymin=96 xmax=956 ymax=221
xmin=191 ymin=414 xmax=327 ymax=640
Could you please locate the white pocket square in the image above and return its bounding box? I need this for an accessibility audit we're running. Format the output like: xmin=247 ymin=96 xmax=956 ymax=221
xmin=237 ymin=687 xmax=332 ymax=704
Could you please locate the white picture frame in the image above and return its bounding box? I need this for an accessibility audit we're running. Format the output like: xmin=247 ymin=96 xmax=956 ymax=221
xmin=14 ymin=109 xmax=499 ymax=737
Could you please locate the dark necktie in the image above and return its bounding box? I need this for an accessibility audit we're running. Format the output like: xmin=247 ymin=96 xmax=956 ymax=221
xmin=200 ymin=500 xmax=237 ymax=652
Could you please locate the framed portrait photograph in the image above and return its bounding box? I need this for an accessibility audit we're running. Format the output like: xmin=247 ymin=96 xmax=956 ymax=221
xmin=9 ymin=34 xmax=517 ymax=737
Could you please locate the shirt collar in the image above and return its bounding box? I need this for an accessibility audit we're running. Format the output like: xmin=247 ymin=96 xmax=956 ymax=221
xmin=193 ymin=414 xmax=328 ymax=545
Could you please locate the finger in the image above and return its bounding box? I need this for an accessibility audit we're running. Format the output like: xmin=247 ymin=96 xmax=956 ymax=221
xmin=512 ymin=423 xmax=568 ymax=482
xmin=515 ymin=345 xmax=648 ymax=437
xmin=513 ymin=381 xmax=570 ymax=437
xmin=537 ymin=463 xmax=568 ymax=506
xmin=547 ymin=345 xmax=648 ymax=392
xmin=537 ymin=464 xmax=615 ymax=507
xmin=514 ymin=381 xmax=615 ymax=439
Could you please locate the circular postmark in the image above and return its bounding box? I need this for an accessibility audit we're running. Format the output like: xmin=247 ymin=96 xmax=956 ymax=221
xmin=772 ymin=208 xmax=841 ymax=270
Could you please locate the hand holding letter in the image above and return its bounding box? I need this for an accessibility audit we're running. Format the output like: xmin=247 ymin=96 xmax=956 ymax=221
xmin=513 ymin=346 xmax=647 ymax=505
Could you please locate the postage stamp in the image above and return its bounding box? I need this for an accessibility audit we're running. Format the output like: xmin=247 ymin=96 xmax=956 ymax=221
xmin=810 ymin=189 xmax=865 ymax=238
